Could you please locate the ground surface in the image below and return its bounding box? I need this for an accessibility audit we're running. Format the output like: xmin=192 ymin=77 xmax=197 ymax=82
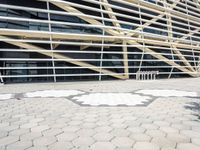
xmin=0 ymin=78 xmax=200 ymax=150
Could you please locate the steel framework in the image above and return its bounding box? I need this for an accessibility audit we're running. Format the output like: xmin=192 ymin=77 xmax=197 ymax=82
xmin=0 ymin=0 xmax=200 ymax=83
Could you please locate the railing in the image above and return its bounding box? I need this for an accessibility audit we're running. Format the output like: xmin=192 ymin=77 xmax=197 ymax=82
xmin=136 ymin=71 xmax=159 ymax=80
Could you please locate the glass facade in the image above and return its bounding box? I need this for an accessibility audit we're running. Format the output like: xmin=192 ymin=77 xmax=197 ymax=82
xmin=0 ymin=0 xmax=200 ymax=83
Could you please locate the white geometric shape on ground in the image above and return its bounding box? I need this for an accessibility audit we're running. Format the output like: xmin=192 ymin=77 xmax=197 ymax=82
xmin=0 ymin=94 xmax=12 ymax=100
xmin=135 ymin=89 xmax=198 ymax=97
xmin=25 ymin=90 xmax=84 ymax=98
xmin=72 ymin=93 xmax=151 ymax=106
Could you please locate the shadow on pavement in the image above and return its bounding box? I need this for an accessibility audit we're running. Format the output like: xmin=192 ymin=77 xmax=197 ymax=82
xmin=185 ymin=102 xmax=200 ymax=121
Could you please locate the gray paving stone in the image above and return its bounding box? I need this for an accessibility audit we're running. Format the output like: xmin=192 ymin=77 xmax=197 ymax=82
xmin=76 ymin=146 xmax=91 ymax=150
xmin=12 ymin=114 xmax=26 ymax=118
xmin=62 ymin=126 xmax=80 ymax=132
xmin=91 ymin=142 xmax=116 ymax=150
xmin=112 ymin=137 xmax=135 ymax=148
xmin=124 ymin=121 xmax=141 ymax=127
xmin=29 ymin=118 xmax=44 ymax=123
xmin=111 ymin=129 xmax=130 ymax=137
xmin=48 ymin=141 xmax=73 ymax=150
xmin=20 ymin=123 xmax=38 ymax=129
xmin=181 ymin=130 xmax=200 ymax=138
xmin=151 ymin=137 xmax=176 ymax=149
xmin=182 ymin=120 xmax=200 ymax=127
xmin=11 ymin=120 xmax=28 ymax=126
xmin=82 ymin=123 xmax=96 ymax=128
xmin=31 ymin=125 xmax=49 ymax=133
xmin=134 ymin=142 xmax=160 ymax=150
xmin=136 ymin=119 xmax=153 ymax=124
xmin=167 ymin=133 xmax=190 ymax=143
xmin=6 ymin=140 xmax=32 ymax=150
xmin=9 ymin=128 xmax=30 ymax=136
xmin=116 ymin=148 xmax=134 ymax=150
xmin=0 ymin=136 xmax=19 ymax=147
xmin=94 ymin=126 xmax=112 ymax=133
xmin=145 ymin=130 xmax=166 ymax=138
xmin=33 ymin=136 xmax=57 ymax=146
xmin=127 ymin=127 xmax=145 ymax=134
xmin=0 ymin=123 xmax=9 ymax=128
xmin=177 ymin=143 xmax=200 ymax=150
xmin=68 ymin=121 xmax=83 ymax=126
xmin=72 ymin=137 xmax=94 ymax=147
xmin=96 ymin=121 xmax=110 ymax=126
xmin=26 ymin=146 xmax=48 ymax=150
xmin=171 ymin=123 xmax=191 ymax=130
xmin=0 ymin=146 xmax=5 ymax=150
xmin=161 ymin=148 xmax=177 ymax=150
xmin=110 ymin=123 xmax=127 ymax=129
xmin=129 ymin=133 xmax=151 ymax=142
xmin=0 ymin=130 xmax=8 ymax=138
xmin=192 ymin=126 xmax=200 ymax=132
xmin=192 ymin=138 xmax=200 ymax=146
xmin=42 ymin=128 xmax=63 ymax=136
xmin=154 ymin=121 xmax=170 ymax=127
xmin=49 ymin=123 xmax=67 ymax=129
xmin=76 ymin=128 xmax=96 ymax=137
xmin=160 ymin=127 xmax=179 ymax=134
xmin=93 ymin=133 xmax=114 ymax=141
xmin=20 ymin=132 xmax=42 ymax=141
xmin=57 ymin=132 xmax=78 ymax=141
xmin=141 ymin=124 xmax=159 ymax=130
xmin=1 ymin=125 xmax=19 ymax=132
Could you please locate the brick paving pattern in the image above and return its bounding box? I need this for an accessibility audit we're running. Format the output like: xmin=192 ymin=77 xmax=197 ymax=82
xmin=0 ymin=78 xmax=200 ymax=150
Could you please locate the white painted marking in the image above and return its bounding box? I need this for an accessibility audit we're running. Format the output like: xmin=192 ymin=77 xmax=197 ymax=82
xmin=72 ymin=93 xmax=151 ymax=106
xmin=25 ymin=90 xmax=84 ymax=98
xmin=0 ymin=94 xmax=12 ymax=100
xmin=136 ymin=89 xmax=198 ymax=97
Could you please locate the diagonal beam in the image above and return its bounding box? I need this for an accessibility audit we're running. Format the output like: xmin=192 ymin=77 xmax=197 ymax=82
xmin=192 ymin=0 xmax=200 ymax=10
xmin=126 ymin=0 xmax=199 ymax=47
xmin=163 ymin=0 xmax=195 ymax=72
xmin=109 ymin=0 xmax=194 ymax=72
xmin=45 ymin=0 xmax=121 ymax=36
xmin=38 ymin=0 xmax=196 ymax=77
xmin=101 ymin=0 xmax=129 ymax=78
xmin=177 ymin=28 xmax=200 ymax=42
xmin=102 ymin=0 xmax=121 ymax=29
xmin=122 ymin=40 xmax=129 ymax=79
xmin=127 ymin=40 xmax=197 ymax=77
xmin=134 ymin=0 xmax=195 ymax=71
xmin=127 ymin=0 xmax=180 ymax=37
xmin=0 ymin=35 xmax=126 ymax=79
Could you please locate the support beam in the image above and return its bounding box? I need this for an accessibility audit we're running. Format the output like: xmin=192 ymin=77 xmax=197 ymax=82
xmin=101 ymin=0 xmax=129 ymax=78
xmin=122 ymin=40 xmax=129 ymax=79
xmin=127 ymin=0 xmax=180 ymax=37
xmin=102 ymin=0 xmax=121 ymax=29
xmin=164 ymin=0 xmax=195 ymax=72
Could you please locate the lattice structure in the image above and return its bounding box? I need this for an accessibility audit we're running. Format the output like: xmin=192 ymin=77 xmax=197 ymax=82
xmin=0 ymin=0 xmax=200 ymax=83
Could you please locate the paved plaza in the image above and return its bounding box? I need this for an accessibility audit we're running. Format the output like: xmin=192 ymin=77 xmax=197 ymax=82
xmin=0 ymin=78 xmax=200 ymax=150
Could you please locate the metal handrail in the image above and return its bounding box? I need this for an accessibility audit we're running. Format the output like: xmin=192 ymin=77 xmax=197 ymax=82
xmin=136 ymin=71 xmax=159 ymax=80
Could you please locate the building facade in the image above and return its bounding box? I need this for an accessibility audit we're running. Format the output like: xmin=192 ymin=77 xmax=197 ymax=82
xmin=0 ymin=0 xmax=200 ymax=83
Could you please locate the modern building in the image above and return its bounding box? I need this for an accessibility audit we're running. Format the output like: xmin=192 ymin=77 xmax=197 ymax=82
xmin=0 ymin=0 xmax=200 ymax=83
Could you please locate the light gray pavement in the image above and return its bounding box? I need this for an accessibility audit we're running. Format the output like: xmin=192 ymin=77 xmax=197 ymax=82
xmin=0 ymin=78 xmax=200 ymax=150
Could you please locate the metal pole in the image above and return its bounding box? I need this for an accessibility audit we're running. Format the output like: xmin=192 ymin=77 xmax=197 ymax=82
xmin=47 ymin=1 xmax=56 ymax=82
xmin=99 ymin=0 xmax=105 ymax=81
